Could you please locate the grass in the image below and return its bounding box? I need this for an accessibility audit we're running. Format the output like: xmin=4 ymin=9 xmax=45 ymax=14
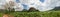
xmin=0 ymin=10 xmax=60 ymax=17
xmin=10 ymin=11 xmax=60 ymax=17
xmin=0 ymin=13 xmax=3 ymax=17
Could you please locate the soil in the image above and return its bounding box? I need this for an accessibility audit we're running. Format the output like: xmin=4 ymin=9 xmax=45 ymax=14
xmin=3 ymin=14 xmax=14 ymax=17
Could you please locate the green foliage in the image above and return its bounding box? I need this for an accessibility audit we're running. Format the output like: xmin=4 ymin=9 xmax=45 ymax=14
xmin=28 ymin=7 xmax=40 ymax=12
xmin=0 ymin=10 xmax=60 ymax=17
xmin=0 ymin=8 xmax=60 ymax=17
xmin=3 ymin=8 xmax=15 ymax=14
xmin=9 ymin=11 xmax=60 ymax=17
xmin=0 ymin=13 xmax=3 ymax=17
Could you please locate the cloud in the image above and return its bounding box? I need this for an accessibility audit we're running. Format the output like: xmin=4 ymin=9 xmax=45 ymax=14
xmin=0 ymin=0 xmax=60 ymax=11
xmin=20 ymin=0 xmax=60 ymax=11
xmin=14 ymin=3 xmax=24 ymax=11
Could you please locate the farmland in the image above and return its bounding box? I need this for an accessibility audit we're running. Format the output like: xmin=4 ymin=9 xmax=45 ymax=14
xmin=0 ymin=10 xmax=60 ymax=17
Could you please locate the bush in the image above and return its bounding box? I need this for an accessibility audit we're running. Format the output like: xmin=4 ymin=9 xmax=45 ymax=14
xmin=28 ymin=7 xmax=40 ymax=12
xmin=9 ymin=11 xmax=60 ymax=17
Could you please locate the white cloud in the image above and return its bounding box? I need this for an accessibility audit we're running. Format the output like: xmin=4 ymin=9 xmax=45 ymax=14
xmin=14 ymin=3 xmax=24 ymax=11
xmin=0 ymin=0 xmax=60 ymax=11
xmin=22 ymin=0 xmax=60 ymax=11
xmin=38 ymin=0 xmax=60 ymax=11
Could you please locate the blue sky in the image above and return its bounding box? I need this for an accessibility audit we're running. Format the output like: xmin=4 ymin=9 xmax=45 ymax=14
xmin=0 ymin=0 xmax=60 ymax=11
xmin=16 ymin=0 xmax=20 ymax=3
xmin=16 ymin=0 xmax=45 ymax=2
xmin=16 ymin=0 xmax=45 ymax=9
xmin=16 ymin=0 xmax=29 ymax=10
xmin=22 ymin=4 xmax=29 ymax=10
xmin=15 ymin=0 xmax=60 ymax=11
xmin=39 ymin=0 xmax=45 ymax=3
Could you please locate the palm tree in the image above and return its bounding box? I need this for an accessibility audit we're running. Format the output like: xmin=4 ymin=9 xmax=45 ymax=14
xmin=3 ymin=1 xmax=16 ymax=14
xmin=2 ymin=1 xmax=16 ymax=17
xmin=4 ymin=1 xmax=15 ymax=11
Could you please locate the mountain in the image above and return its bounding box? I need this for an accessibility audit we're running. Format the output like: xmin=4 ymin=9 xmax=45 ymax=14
xmin=52 ymin=6 xmax=60 ymax=11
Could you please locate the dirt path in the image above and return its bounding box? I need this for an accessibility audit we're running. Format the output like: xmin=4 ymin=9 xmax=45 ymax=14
xmin=3 ymin=14 xmax=14 ymax=17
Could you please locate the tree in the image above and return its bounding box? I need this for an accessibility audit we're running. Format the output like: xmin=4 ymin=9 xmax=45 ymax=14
xmin=28 ymin=7 xmax=39 ymax=12
xmin=4 ymin=1 xmax=15 ymax=11
xmin=3 ymin=1 xmax=16 ymax=14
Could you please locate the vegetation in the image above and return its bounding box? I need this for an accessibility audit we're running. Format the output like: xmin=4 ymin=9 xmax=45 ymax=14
xmin=0 ymin=9 xmax=60 ymax=17
xmin=0 ymin=11 xmax=60 ymax=17
xmin=0 ymin=1 xmax=60 ymax=17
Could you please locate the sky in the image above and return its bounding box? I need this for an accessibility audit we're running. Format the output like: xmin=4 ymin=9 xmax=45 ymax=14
xmin=39 ymin=0 xmax=45 ymax=3
xmin=0 ymin=0 xmax=60 ymax=11
xmin=18 ymin=0 xmax=60 ymax=11
xmin=18 ymin=0 xmax=45 ymax=10
xmin=16 ymin=0 xmax=19 ymax=2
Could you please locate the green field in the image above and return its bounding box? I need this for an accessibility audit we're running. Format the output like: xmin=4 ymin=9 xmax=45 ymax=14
xmin=0 ymin=10 xmax=60 ymax=17
xmin=0 ymin=9 xmax=60 ymax=17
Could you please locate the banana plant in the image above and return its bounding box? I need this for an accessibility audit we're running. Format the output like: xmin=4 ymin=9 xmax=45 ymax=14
xmin=3 ymin=1 xmax=16 ymax=14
